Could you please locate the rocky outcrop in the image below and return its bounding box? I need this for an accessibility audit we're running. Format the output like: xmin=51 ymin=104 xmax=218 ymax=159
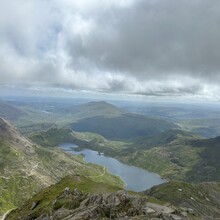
xmin=16 ymin=189 xmax=189 ymax=220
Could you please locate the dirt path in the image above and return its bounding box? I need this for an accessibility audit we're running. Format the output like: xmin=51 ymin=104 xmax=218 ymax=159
xmin=1 ymin=208 xmax=15 ymax=220
xmin=86 ymin=166 xmax=106 ymax=178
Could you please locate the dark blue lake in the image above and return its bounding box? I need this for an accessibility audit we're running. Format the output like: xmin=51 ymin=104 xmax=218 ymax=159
xmin=60 ymin=143 xmax=165 ymax=192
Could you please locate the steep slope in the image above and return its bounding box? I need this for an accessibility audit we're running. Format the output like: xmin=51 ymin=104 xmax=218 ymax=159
xmin=146 ymin=181 xmax=220 ymax=220
xmin=185 ymin=136 xmax=220 ymax=182
xmin=130 ymin=129 xmax=202 ymax=150
xmin=119 ymin=131 xmax=220 ymax=182
xmin=0 ymin=118 xmax=123 ymax=216
xmin=118 ymin=130 xmax=204 ymax=181
xmin=71 ymin=113 xmax=178 ymax=140
xmin=6 ymin=176 xmax=190 ymax=220
xmin=0 ymin=100 xmax=26 ymax=120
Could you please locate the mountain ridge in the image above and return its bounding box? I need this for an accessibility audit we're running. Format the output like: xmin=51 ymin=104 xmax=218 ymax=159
xmin=0 ymin=101 xmax=26 ymax=121
xmin=0 ymin=118 xmax=123 ymax=217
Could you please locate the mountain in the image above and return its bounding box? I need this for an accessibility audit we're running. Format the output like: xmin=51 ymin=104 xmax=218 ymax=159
xmin=180 ymin=118 xmax=220 ymax=138
xmin=0 ymin=118 xmax=123 ymax=217
xmin=146 ymin=181 xmax=220 ymax=220
xmin=119 ymin=131 xmax=220 ymax=182
xmin=71 ymin=113 xmax=178 ymax=140
xmin=62 ymin=101 xmax=125 ymax=119
xmin=6 ymin=176 xmax=190 ymax=220
xmin=131 ymin=129 xmax=202 ymax=150
xmin=30 ymin=127 xmax=75 ymax=147
xmin=63 ymin=128 xmax=220 ymax=183
xmin=0 ymin=100 xmax=26 ymax=120
xmin=33 ymin=126 xmax=220 ymax=184
xmin=185 ymin=136 xmax=220 ymax=182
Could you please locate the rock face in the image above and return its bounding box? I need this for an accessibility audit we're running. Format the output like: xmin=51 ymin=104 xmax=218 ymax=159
xmin=12 ymin=189 xmax=188 ymax=220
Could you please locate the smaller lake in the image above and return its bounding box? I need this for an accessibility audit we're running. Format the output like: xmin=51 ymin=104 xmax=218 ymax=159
xmin=60 ymin=143 xmax=165 ymax=192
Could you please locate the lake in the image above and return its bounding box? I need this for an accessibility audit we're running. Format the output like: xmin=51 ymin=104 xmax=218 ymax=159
xmin=60 ymin=143 xmax=165 ymax=192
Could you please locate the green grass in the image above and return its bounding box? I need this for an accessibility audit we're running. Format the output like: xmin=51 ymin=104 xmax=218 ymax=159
xmin=146 ymin=181 xmax=220 ymax=219
xmin=30 ymin=128 xmax=75 ymax=147
xmin=68 ymin=130 xmax=210 ymax=182
xmin=6 ymin=175 xmax=122 ymax=220
xmin=0 ymin=134 xmax=124 ymax=217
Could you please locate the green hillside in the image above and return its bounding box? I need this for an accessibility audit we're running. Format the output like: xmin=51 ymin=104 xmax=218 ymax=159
xmin=0 ymin=118 xmax=123 ymax=217
xmin=185 ymin=136 xmax=220 ymax=182
xmin=58 ymin=129 xmax=220 ymax=183
xmin=71 ymin=113 xmax=178 ymax=140
xmin=6 ymin=176 xmax=194 ymax=220
xmin=146 ymin=181 xmax=220 ymax=219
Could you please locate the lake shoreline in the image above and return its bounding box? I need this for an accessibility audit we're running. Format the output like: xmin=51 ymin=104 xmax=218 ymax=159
xmin=60 ymin=143 xmax=165 ymax=192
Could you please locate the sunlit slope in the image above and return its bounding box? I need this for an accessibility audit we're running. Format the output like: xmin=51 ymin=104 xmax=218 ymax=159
xmin=6 ymin=176 xmax=191 ymax=220
xmin=0 ymin=118 xmax=123 ymax=216
xmin=146 ymin=181 xmax=220 ymax=219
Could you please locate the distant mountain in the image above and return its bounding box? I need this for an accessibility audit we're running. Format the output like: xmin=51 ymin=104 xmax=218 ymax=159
xmin=63 ymin=101 xmax=125 ymax=119
xmin=180 ymin=118 xmax=220 ymax=138
xmin=71 ymin=113 xmax=178 ymax=140
xmin=146 ymin=181 xmax=220 ymax=219
xmin=132 ymin=129 xmax=202 ymax=150
xmin=0 ymin=118 xmax=123 ymax=217
xmin=0 ymin=100 xmax=26 ymax=120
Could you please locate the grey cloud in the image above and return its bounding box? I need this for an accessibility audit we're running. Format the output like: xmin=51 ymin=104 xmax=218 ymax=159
xmin=1 ymin=0 xmax=220 ymax=99
xmin=65 ymin=0 xmax=220 ymax=81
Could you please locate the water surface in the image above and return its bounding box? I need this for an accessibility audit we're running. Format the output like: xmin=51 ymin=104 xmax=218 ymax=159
xmin=60 ymin=143 xmax=165 ymax=192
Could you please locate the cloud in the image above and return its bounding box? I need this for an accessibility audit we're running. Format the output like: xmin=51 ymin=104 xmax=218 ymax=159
xmin=0 ymin=0 xmax=220 ymax=99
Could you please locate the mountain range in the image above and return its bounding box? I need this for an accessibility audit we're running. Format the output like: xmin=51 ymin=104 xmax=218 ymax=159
xmin=0 ymin=100 xmax=220 ymax=219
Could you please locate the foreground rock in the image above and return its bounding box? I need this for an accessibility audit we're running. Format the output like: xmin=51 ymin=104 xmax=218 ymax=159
xmin=7 ymin=188 xmax=188 ymax=220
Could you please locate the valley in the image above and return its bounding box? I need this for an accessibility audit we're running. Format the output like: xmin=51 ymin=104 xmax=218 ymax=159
xmin=60 ymin=143 xmax=165 ymax=192
xmin=0 ymin=117 xmax=123 ymax=217
xmin=0 ymin=97 xmax=220 ymax=219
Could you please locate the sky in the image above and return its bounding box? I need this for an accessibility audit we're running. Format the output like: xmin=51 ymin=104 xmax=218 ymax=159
xmin=1 ymin=0 xmax=220 ymax=101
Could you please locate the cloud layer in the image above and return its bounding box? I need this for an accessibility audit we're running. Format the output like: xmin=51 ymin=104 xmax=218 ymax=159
xmin=1 ymin=0 xmax=220 ymax=99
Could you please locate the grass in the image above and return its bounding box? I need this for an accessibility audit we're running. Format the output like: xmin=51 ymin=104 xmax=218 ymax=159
xmin=146 ymin=181 xmax=220 ymax=219
xmin=68 ymin=130 xmax=208 ymax=182
xmin=30 ymin=128 xmax=75 ymax=147
xmin=6 ymin=175 xmax=122 ymax=220
xmin=0 ymin=135 xmax=124 ymax=217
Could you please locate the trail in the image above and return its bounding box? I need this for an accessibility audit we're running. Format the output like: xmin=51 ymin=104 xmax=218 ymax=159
xmin=86 ymin=166 xmax=106 ymax=178
xmin=28 ymin=162 xmax=39 ymax=176
xmin=1 ymin=208 xmax=15 ymax=220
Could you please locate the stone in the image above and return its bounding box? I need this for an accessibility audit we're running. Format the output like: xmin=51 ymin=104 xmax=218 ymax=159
xmin=30 ymin=201 xmax=38 ymax=210
xmin=170 ymin=214 xmax=183 ymax=220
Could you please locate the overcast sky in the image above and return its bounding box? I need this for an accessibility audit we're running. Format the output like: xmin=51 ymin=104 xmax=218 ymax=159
xmin=1 ymin=0 xmax=220 ymax=100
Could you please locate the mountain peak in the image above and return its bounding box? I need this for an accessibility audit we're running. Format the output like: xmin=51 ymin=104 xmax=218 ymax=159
xmin=82 ymin=101 xmax=120 ymax=109
xmin=66 ymin=101 xmax=125 ymax=119
xmin=0 ymin=117 xmax=31 ymax=149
